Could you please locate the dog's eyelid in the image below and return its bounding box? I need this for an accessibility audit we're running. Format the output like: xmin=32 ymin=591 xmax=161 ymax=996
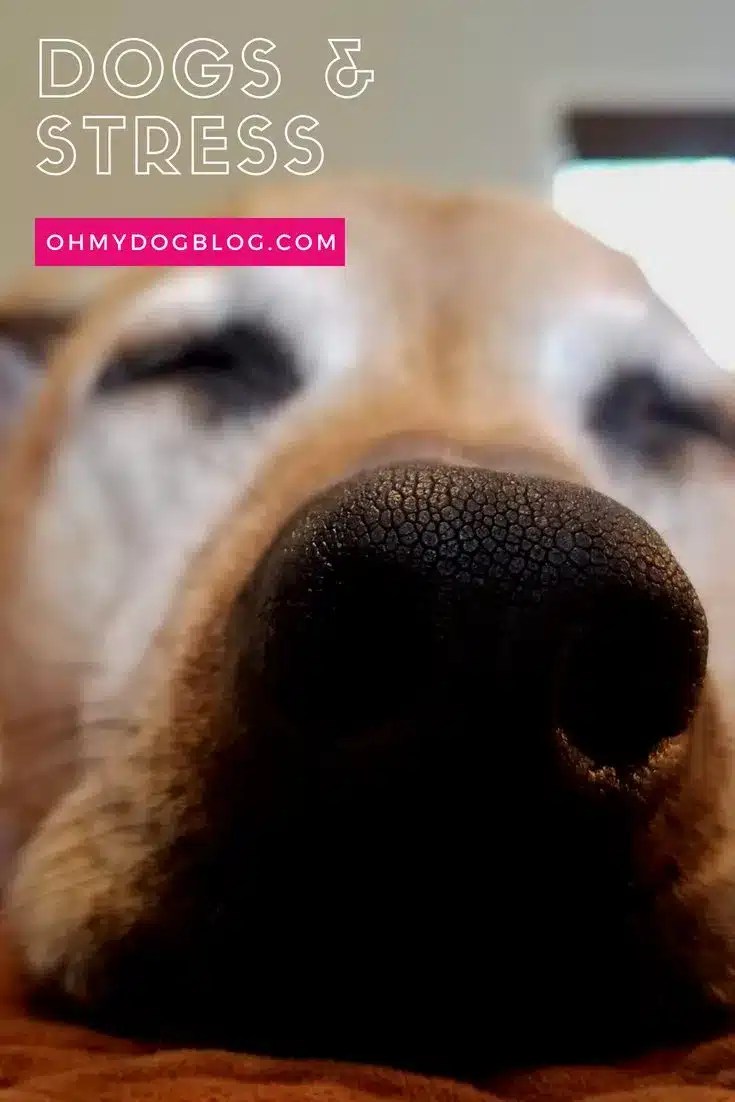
xmin=95 ymin=320 xmax=302 ymax=417
xmin=587 ymin=362 xmax=731 ymax=466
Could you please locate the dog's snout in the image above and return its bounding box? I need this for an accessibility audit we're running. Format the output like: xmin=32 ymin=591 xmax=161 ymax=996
xmin=242 ymin=464 xmax=707 ymax=773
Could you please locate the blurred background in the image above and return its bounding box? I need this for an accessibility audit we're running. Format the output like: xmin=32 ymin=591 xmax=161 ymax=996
xmin=2 ymin=0 xmax=735 ymax=369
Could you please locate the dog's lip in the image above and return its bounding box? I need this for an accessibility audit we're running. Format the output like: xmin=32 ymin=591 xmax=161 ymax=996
xmin=352 ymin=433 xmax=582 ymax=482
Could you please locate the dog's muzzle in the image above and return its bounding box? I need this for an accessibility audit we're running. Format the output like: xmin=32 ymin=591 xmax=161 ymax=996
xmin=85 ymin=465 xmax=714 ymax=1073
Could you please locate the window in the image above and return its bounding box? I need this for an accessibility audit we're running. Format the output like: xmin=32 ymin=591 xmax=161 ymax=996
xmin=553 ymin=111 xmax=735 ymax=370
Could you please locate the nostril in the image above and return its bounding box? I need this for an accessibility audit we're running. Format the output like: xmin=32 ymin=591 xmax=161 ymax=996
xmin=241 ymin=464 xmax=707 ymax=773
xmin=555 ymin=592 xmax=704 ymax=768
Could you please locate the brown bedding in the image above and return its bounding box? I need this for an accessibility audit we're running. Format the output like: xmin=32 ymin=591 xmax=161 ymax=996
xmin=0 ymin=927 xmax=733 ymax=1101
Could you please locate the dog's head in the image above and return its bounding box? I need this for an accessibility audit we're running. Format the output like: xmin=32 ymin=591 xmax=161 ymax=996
xmin=2 ymin=179 xmax=735 ymax=1075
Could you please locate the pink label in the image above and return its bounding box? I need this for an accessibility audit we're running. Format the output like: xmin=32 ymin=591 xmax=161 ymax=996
xmin=34 ymin=217 xmax=346 ymax=267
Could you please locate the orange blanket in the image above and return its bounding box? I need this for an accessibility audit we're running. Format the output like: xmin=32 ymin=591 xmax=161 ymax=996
xmin=0 ymin=927 xmax=734 ymax=1101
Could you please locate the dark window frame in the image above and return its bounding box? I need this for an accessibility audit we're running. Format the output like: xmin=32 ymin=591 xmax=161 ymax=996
xmin=566 ymin=109 xmax=735 ymax=160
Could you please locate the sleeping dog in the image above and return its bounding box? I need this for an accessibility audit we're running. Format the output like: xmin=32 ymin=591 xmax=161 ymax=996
xmin=0 ymin=178 xmax=734 ymax=1075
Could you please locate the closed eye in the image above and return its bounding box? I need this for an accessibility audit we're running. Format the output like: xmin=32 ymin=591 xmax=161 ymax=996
xmin=587 ymin=364 xmax=735 ymax=466
xmin=96 ymin=321 xmax=301 ymax=419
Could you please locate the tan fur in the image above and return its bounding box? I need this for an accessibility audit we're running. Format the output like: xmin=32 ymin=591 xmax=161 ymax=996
xmin=1 ymin=177 xmax=735 ymax=1051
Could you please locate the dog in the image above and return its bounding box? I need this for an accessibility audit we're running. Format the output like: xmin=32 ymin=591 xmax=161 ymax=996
xmin=0 ymin=177 xmax=734 ymax=1075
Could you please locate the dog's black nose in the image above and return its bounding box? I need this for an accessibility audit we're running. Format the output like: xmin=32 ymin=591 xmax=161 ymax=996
xmin=243 ymin=464 xmax=707 ymax=771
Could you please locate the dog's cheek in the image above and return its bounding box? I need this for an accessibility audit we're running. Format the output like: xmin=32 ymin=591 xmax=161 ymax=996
xmin=642 ymin=684 xmax=735 ymax=1014
xmin=6 ymin=772 xmax=151 ymax=1004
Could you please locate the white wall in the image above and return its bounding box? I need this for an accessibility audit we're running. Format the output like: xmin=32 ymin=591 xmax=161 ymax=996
xmin=2 ymin=0 xmax=735 ymax=284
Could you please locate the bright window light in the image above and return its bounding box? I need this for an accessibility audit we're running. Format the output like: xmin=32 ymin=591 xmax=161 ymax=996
xmin=553 ymin=158 xmax=735 ymax=370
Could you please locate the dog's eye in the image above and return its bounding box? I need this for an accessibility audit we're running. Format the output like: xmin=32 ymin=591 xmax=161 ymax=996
xmin=96 ymin=321 xmax=300 ymax=418
xmin=587 ymin=364 xmax=731 ymax=466
xmin=0 ymin=311 xmax=76 ymax=363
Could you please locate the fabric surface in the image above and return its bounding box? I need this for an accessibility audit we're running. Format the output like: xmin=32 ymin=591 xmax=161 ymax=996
xmin=0 ymin=926 xmax=734 ymax=1101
